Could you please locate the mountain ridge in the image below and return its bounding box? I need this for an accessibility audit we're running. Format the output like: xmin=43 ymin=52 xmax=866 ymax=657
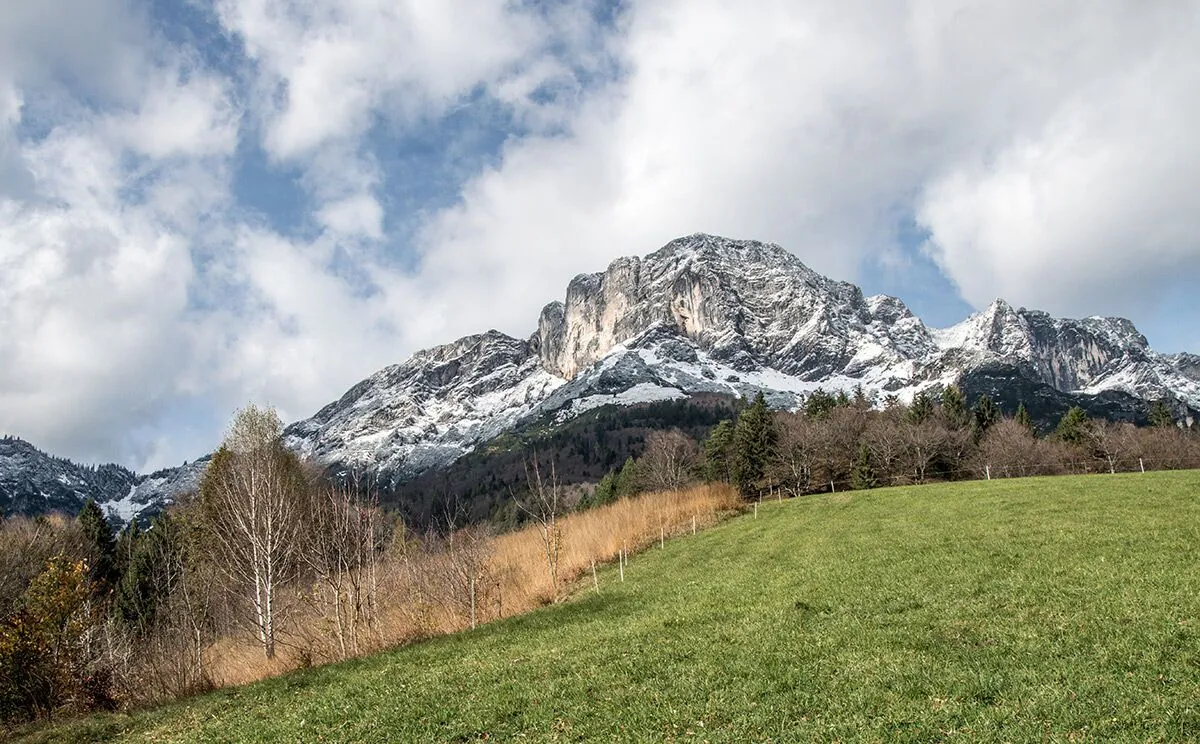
xmin=2 ymin=233 xmax=1196 ymax=522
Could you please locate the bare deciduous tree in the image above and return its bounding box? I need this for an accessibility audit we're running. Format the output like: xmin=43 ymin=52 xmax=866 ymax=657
xmin=640 ymin=429 xmax=699 ymax=492
xmin=199 ymin=404 xmax=305 ymax=659
xmin=301 ymin=470 xmax=386 ymax=659
xmin=977 ymin=419 xmax=1038 ymax=477
xmin=771 ymin=413 xmax=818 ymax=497
xmin=518 ymin=456 xmax=564 ymax=602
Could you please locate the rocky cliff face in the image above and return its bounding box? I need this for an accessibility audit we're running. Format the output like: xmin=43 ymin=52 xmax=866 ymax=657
xmin=281 ymin=233 xmax=1200 ymax=486
xmin=4 ymin=233 xmax=1197 ymax=521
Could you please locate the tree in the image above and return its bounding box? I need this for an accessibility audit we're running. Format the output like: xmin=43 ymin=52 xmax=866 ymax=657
xmin=639 ymin=429 xmax=698 ymax=492
xmin=518 ymin=457 xmax=564 ymax=602
xmin=770 ymin=413 xmax=818 ymax=497
xmin=850 ymin=443 xmax=878 ymax=490
xmin=1055 ymin=406 xmax=1093 ymax=448
xmin=907 ymin=392 xmax=935 ymax=425
xmin=589 ymin=471 xmax=618 ymax=507
xmin=116 ymin=515 xmax=183 ymax=635
xmin=940 ymin=385 xmax=971 ymax=430
xmin=978 ymin=419 xmax=1043 ymax=478
xmin=614 ymin=457 xmax=641 ymax=498
xmin=1014 ymin=403 xmax=1035 ymax=435
xmin=301 ymin=472 xmax=386 ymax=658
xmin=972 ymin=395 xmax=1000 ymax=439
xmin=732 ymin=392 xmax=778 ymax=497
xmin=700 ymin=421 xmax=735 ymax=483
xmin=804 ymin=389 xmax=837 ymax=420
xmin=198 ymin=405 xmax=306 ymax=659
xmin=77 ymin=501 xmax=117 ymax=592
xmin=1149 ymin=400 xmax=1174 ymax=428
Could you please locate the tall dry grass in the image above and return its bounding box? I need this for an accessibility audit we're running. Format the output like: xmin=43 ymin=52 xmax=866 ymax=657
xmin=206 ymin=483 xmax=740 ymax=687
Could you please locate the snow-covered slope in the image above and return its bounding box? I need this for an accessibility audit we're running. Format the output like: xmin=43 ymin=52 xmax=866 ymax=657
xmin=0 ymin=436 xmax=203 ymax=522
xmin=4 ymin=233 xmax=1197 ymax=520
xmin=283 ymin=233 xmax=1199 ymax=483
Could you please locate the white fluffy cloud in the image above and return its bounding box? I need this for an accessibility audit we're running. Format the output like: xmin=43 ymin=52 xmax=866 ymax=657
xmin=0 ymin=6 xmax=239 ymax=468
xmin=405 ymin=0 xmax=1200 ymax=344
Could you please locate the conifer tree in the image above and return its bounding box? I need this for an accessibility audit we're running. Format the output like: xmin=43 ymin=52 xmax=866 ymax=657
xmin=851 ymin=384 xmax=872 ymax=410
xmin=972 ymin=395 xmax=1000 ymax=438
xmin=1014 ymin=403 xmax=1035 ymax=435
xmin=701 ymin=420 xmax=735 ymax=482
xmin=117 ymin=514 xmax=183 ymax=635
xmin=804 ymin=389 xmax=837 ymax=420
xmin=908 ymin=392 xmax=935 ymax=424
xmin=1055 ymin=406 xmax=1092 ymax=447
xmin=77 ymin=500 xmax=117 ymax=591
xmin=1149 ymin=400 xmax=1174 ymax=428
xmin=590 ymin=471 xmax=618 ymax=506
xmin=614 ymin=457 xmax=640 ymax=498
xmin=732 ymin=392 xmax=778 ymax=497
xmin=850 ymin=443 xmax=878 ymax=490
xmin=940 ymin=385 xmax=970 ymax=429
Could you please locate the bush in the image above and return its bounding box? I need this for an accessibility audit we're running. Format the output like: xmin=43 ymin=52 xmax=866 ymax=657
xmin=0 ymin=555 xmax=115 ymax=722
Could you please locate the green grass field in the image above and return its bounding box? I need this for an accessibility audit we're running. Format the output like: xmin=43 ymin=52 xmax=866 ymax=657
xmin=17 ymin=472 xmax=1200 ymax=742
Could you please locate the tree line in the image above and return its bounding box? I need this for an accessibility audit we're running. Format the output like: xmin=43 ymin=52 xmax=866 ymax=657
xmin=589 ymin=387 xmax=1199 ymax=501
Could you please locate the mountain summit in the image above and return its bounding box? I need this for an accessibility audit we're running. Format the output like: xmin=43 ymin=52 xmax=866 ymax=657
xmin=284 ymin=233 xmax=1198 ymax=483
xmin=3 ymin=234 xmax=1197 ymax=521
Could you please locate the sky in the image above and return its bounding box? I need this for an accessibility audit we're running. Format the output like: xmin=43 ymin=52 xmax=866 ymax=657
xmin=1 ymin=0 xmax=1199 ymax=472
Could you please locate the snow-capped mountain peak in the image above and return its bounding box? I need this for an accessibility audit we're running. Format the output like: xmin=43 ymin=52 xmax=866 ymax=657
xmin=3 ymin=233 xmax=1196 ymax=522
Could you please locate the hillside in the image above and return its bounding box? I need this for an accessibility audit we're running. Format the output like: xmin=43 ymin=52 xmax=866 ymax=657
xmin=20 ymin=470 xmax=1200 ymax=742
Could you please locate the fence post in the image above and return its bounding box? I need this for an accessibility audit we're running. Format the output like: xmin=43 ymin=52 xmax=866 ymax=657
xmin=619 ymin=549 xmax=624 ymax=582
xmin=830 ymin=479 xmax=836 ymax=493
xmin=591 ymin=559 xmax=599 ymax=593
xmin=1140 ymin=458 xmax=1145 ymax=473
xmin=754 ymin=502 xmax=758 ymax=519
xmin=660 ymin=526 xmax=665 ymax=549
xmin=692 ymin=515 xmax=697 ymax=535
xmin=985 ymin=465 xmax=991 ymax=480
xmin=470 ymin=577 xmax=476 ymax=630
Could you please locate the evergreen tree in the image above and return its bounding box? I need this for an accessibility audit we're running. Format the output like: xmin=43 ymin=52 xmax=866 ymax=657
xmin=77 ymin=500 xmax=117 ymax=591
xmin=851 ymin=384 xmax=872 ymax=410
xmin=589 ymin=471 xmax=618 ymax=507
xmin=1055 ymin=406 xmax=1093 ymax=447
xmin=972 ymin=395 xmax=1000 ymax=438
xmin=701 ymin=420 xmax=735 ymax=482
xmin=804 ymin=389 xmax=837 ymax=420
xmin=732 ymin=392 xmax=778 ymax=498
xmin=834 ymin=390 xmax=851 ymax=408
xmin=940 ymin=385 xmax=970 ymax=429
xmin=614 ymin=457 xmax=640 ymax=498
xmin=907 ymin=392 xmax=935 ymax=424
xmin=850 ymin=443 xmax=878 ymax=490
xmin=117 ymin=514 xmax=183 ymax=634
xmin=1014 ymin=403 xmax=1035 ymax=435
xmin=1149 ymin=400 xmax=1174 ymax=428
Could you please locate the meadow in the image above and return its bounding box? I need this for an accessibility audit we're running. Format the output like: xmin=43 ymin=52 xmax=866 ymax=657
xmin=16 ymin=470 xmax=1200 ymax=742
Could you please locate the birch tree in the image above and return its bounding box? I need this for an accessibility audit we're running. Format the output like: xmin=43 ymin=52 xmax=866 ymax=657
xmin=199 ymin=405 xmax=305 ymax=659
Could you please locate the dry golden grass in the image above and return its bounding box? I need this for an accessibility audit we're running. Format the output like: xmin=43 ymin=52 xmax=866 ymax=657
xmin=205 ymin=483 xmax=740 ymax=688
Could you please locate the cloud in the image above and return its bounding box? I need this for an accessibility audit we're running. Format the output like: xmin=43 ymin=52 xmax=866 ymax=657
xmin=0 ymin=8 xmax=240 ymax=470
xmin=405 ymin=0 xmax=1200 ymax=349
xmin=3 ymin=0 xmax=1200 ymax=473
xmin=215 ymin=0 xmax=566 ymax=160
xmin=915 ymin=3 xmax=1200 ymax=315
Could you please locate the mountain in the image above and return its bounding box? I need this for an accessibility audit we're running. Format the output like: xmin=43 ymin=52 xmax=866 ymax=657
xmin=284 ymin=235 xmax=1199 ymax=481
xmin=3 ymin=234 xmax=1197 ymax=523
xmin=0 ymin=435 xmax=207 ymax=523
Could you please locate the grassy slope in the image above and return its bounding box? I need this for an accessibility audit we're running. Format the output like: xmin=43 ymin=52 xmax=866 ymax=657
xmin=20 ymin=472 xmax=1200 ymax=743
